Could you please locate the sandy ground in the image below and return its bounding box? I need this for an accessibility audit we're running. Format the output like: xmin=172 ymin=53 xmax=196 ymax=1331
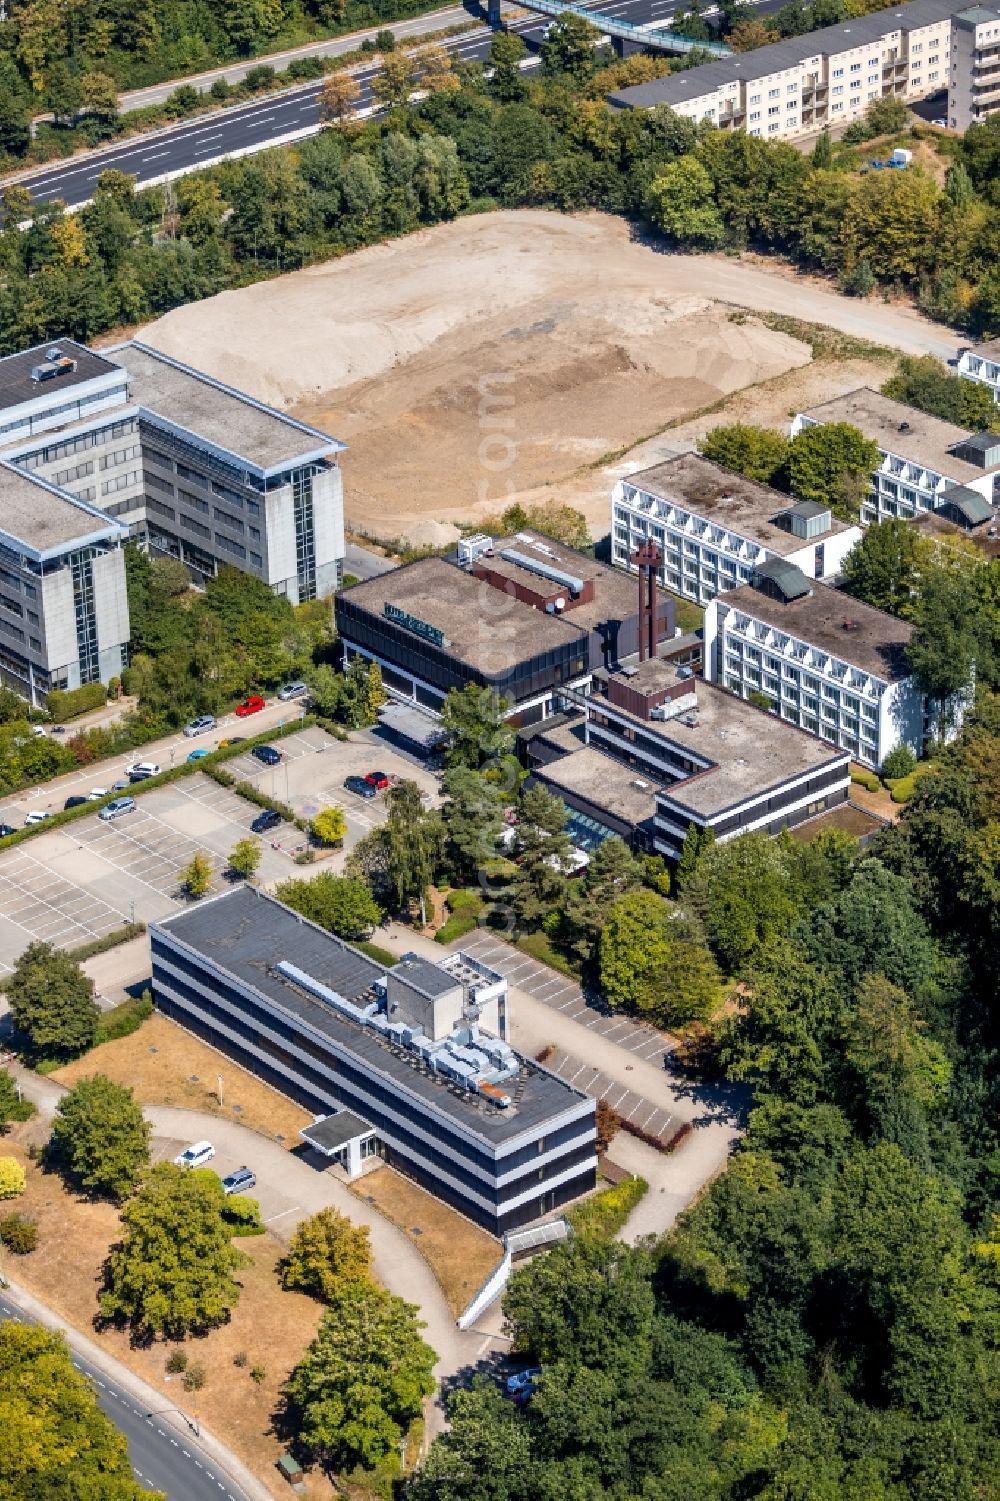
xmin=141 ymin=210 xmax=954 ymax=547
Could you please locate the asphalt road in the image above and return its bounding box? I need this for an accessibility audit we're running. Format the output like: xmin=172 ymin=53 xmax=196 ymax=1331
xmin=0 ymin=1290 xmax=254 ymax=1501
xmin=13 ymin=0 xmax=782 ymax=210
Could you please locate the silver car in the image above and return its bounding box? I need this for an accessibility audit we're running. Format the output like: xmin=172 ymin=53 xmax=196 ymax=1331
xmin=99 ymin=796 xmax=136 ymax=822
xmin=277 ymin=681 xmax=307 ymax=701
xmin=183 ymin=715 xmax=216 ymax=738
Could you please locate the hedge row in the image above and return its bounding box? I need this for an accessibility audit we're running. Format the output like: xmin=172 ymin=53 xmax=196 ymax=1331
xmin=567 ymin=1177 xmax=649 ymax=1241
xmin=47 ymin=682 xmax=108 ymax=722
xmin=94 ymin=994 xmax=153 ymax=1046
xmin=66 ymin=921 xmax=147 ymax=964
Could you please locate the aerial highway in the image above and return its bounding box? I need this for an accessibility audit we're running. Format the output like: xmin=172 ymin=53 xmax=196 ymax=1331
xmin=10 ymin=0 xmax=766 ymax=211
xmin=0 ymin=1289 xmax=257 ymax=1501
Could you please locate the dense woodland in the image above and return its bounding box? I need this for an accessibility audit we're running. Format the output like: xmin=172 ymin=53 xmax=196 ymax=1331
xmin=2 ymin=28 xmax=1000 ymax=354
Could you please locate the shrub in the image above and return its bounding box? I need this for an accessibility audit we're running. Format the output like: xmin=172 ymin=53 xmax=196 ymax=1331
xmin=179 ymin=851 xmax=212 ymax=898
xmin=311 ymin=807 xmax=347 ymax=847
xmin=0 ymin=1212 xmax=38 ymax=1253
xmin=375 ymin=27 xmax=396 ymax=49
xmin=250 ymin=1364 xmax=266 ymax=1384
xmin=881 ymin=744 xmax=916 ymax=780
xmin=0 ymin=1157 xmax=26 ymax=1198
xmin=568 ymin=1177 xmax=648 ymax=1241
xmin=46 ymin=682 xmax=106 ymax=722
xmin=222 ymin=1196 xmax=265 ymax=1236
xmin=245 ymin=65 xmax=276 ymax=91
xmin=94 ymin=994 xmax=154 ymax=1046
xmin=182 ymin=1362 xmax=206 ymax=1392
xmin=286 ymin=56 xmax=325 ymax=80
xmin=165 ymin=1348 xmax=188 ymax=1374
xmin=850 ymin=767 xmax=881 ymax=793
xmin=164 ymin=84 xmax=200 ymax=117
xmin=595 ymin=1098 xmax=623 ymax=1152
xmin=208 ymin=78 xmax=231 ymax=100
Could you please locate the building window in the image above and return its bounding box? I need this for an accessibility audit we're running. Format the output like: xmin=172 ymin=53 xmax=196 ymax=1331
xmin=768 ymin=87 xmax=780 ymax=97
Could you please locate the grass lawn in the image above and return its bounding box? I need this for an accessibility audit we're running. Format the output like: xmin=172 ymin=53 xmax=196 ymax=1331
xmin=351 ymin=1166 xmax=500 ymax=1320
xmin=52 ymin=1012 xmax=312 ymax=1146
xmin=0 ymin=1133 xmax=332 ymax=1500
xmin=515 ymin=931 xmax=582 ymax=981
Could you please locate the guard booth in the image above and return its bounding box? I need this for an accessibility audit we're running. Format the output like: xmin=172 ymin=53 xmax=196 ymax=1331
xmin=299 ymin=1110 xmax=382 ymax=1179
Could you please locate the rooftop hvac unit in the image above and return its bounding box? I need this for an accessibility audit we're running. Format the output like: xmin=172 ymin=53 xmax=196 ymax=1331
xmin=500 ymin=547 xmax=585 ymax=596
xmin=677 ymin=666 xmax=694 ymax=680
xmin=898 ymin=422 xmax=911 ymax=433
xmin=683 ymin=713 xmax=699 ymax=727
xmin=457 ymin=533 xmax=494 ymax=566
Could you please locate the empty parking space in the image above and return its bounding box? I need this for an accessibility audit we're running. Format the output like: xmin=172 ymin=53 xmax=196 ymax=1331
xmin=0 ymin=849 xmax=128 ymax=972
xmin=541 ymin=1045 xmax=682 ymax=1149
xmin=458 ymin=932 xmax=673 ymax=1068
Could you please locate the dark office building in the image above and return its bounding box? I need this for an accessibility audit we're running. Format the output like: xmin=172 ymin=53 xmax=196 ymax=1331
xmin=151 ymin=887 xmax=596 ymax=1234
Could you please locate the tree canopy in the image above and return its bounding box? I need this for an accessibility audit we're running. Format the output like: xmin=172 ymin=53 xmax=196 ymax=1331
xmin=5 ymin=942 xmax=98 ymax=1060
xmin=50 ymin=1073 xmax=151 ymax=1200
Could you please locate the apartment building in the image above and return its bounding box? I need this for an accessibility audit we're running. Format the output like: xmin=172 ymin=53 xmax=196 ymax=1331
xmin=950 ymin=3 xmax=1000 ymax=126
xmin=609 ymin=0 xmax=961 ymax=139
xmin=151 ymin=886 xmax=596 ymax=1234
xmin=792 ymin=388 xmax=1000 ymax=524
xmin=611 ymin=454 xmax=862 ymax=608
xmin=703 ymin=558 xmax=945 ymax=768
xmin=336 ymin=529 xmax=675 ymax=725
xmin=956 ymin=339 xmax=1000 ymax=406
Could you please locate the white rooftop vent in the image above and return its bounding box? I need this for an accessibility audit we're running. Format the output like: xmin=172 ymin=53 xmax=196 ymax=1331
xmin=632 ymin=778 xmax=650 ymax=790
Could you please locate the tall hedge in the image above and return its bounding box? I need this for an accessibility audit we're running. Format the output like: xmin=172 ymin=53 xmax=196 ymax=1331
xmin=47 ymin=682 xmax=107 ymax=722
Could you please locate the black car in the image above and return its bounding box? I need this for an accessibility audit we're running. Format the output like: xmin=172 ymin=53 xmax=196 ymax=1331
xmin=0 ymin=823 xmax=15 ymax=840
xmin=64 ymin=795 xmax=89 ymax=810
xmin=251 ymin=808 xmax=282 ymax=834
xmin=344 ymin=775 xmax=377 ymax=800
xmin=251 ymin=744 xmax=281 ymax=767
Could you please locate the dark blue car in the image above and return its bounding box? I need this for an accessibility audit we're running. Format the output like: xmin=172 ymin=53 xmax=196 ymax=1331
xmin=252 ymin=744 xmax=281 ymax=767
xmin=345 ymin=775 xmax=376 ymax=800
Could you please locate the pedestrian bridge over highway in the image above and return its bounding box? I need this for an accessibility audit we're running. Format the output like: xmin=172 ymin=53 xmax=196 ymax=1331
xmin=489 ymin=0 xmax=731 ymax=56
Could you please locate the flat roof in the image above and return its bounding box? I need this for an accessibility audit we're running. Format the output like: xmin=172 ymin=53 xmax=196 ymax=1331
xmin=0 ymin=461 xmax=125 ymax=558
xmin=644 ymin=680 xmax=846 ymax=818
xmin=620 ymin=453 xmax=853 ymax=555
xmin=535 ymin=744 xmax=659 ymax=828
xmin=799 ymin=388 xmax=1000 ymax=484
xmin=341 ymin=557 xmax=584 ymax=674
xmin=155 ymin=887 xmax=585 ymax=1147
xmin=719 ymin=579 xmax=913 ymax=681
xmin=911 ymin=509 xmax=1000 ymax=559
xmin=301 ymin=1111 xmax=374 ymax=1153
xmin=107 ymin=341 xmax=345 ymax=476
xmin=391 ymin=954 xmax=459 ymax=999
xmin=0 ymin=339 xmax=119 ymax=416
xmin=609 ymin=0 xmax=969 ymax=107
xmin=967 ymin=337 xmax=1000 ymax=361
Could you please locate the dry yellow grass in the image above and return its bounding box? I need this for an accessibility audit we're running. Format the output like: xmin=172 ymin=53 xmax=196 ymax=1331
xmin=0 ymin=1133 xmax=331 ymax=1500
xmin=52 ymin=1013 xmax=312 ymax=1144
xmin=352 ymin=1166 xmax=500 ymax=1319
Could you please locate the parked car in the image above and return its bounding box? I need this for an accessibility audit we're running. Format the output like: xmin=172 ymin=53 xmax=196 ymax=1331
xmin=235 ymin=695 xmax=266 ymax=718
xmin=0 ymin=823 xmax=16 ymax=839
xmin=87 ymin=788 xmax=108 ymax=801
xmin=277 ymin=681 xmax=307 ymax=701
xmin=99 ymin=796 xmax=136 ymax=822
xmin=126 ymin=762 xmax=161 ymax=781
xmin=187 ymin=748 xmax=211 ymax=763
xmin=221 ymin=1166 xmax=257 ymax=1196
xmin=218 ymin=736 xmax=246 ymax=750
xmin=24 ymin=811 xmax=50 ymax=826
xmin=932 ymin=117 xmax=948 ymax=127
xmin=51 ymin=725 xmax=66 ymax=735
xmin=251 ymin=808 xmax=282 ymax=834
xmin=183 ymin=715 xmax=216 ymax=738
xmin=30 ymin=725 xmax=47 ymax=738
xmin=111 ymin=779 xmax=131 ymax=792
xmin=175 ymin=1141 xmax=215 ymax=1169
xmin=345 ymin=775 xmax=377 ymax=800
xmin=251 ymin=744 xmax=281 ymax=766
xmin=365 ymin=770 xmax=390 ymax=791
xmin=64 ymin=795 xmax=88 ymax=810
xmin=506 ymin=1368 xmax=542 ymax=1404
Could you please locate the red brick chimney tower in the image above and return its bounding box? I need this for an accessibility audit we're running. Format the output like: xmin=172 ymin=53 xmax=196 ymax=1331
xmin=631 ymin=539 xmax=661 ymax=662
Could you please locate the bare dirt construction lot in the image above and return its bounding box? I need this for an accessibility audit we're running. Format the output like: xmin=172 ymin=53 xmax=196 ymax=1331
xmin=140 ymin=209 xmax=954 ymax=547
xmin=1 ymin=1134 xmax=331 ymax=1500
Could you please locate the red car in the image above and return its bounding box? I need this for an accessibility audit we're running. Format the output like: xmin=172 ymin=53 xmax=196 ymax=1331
xmin=235 ymin=695 xmax=266 ymax=718
xmin=365 ymin=770 xmax=390 ymax=791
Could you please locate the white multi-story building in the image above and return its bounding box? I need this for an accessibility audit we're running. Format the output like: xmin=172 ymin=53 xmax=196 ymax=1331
xmin=611 ymin=454 xmax=862 ymax=607
xmin=702 ymin=558 xmax=950 ymax=769
xmin=609 ymin=0 xmax=965 ymax=140
xmin=956 ymin=339 xmax=1000 ymax=406
xmin=792 ymin=388 xmax=1000 ymax=526
xmin=949 ymin=3 xmax=1000 ymax=127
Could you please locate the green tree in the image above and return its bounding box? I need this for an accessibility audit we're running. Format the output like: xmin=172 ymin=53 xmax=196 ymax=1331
xmin=50 ymin=1074 xmax=150 ymax=1201
xmin=698 ymin=423 xmax=791 ymax=485
xmin=599 ymin=888 xmax=720 ymax=1026
xmin=721 ymin=941 xmax=846 ymax=1104
xmin=101 ymin=1163 xmax=249 ymax=1337
xmin=564 ymin=835 xmax=644 ymax=961
xmin=798 ymin=857 xmax=937 ymax=1001
xmin=45 ymin=61 xmax=84 ymax=124
xmin=0 ymin=1324 xmax=164 ymax=1499
xmin=840 ymin=169 xmax=941 ymax=283
xmin=882 ymin=354 xmax=966 ymax=424
xmin=498 ymin=501 xmax=590 ymax=549
xmin=489 ymin=29 xmax=528 ymax=101
xmin=274 ymin=872 xmax=383 ymax=939
xmin=440 ymin=684 xmax=514 ymax=769
xmin=441 ymin=766 xmax=507 ymax=883
xmin=81 ymin=71 xmax=119 ymax=125
xmin=0 ymin=1069 xmax=35 ymax=1133
xmin=508 ymin=784 xmax=573 ymax=930
xmin=674 ymin=822 xmax=715 ymax=892
xmin=5 ymin=941 xmax=98 ymax=1060
xmin=227 ymin=835 xmax=262 ymax=880
xmin=311 ymin=806 xmax=348 ymax=847
xmin=179 ymin=851 xmax=213 ymax=898
xmin=540 ymin=14 xmax=599 ymax=81
xmin=385 ymin=780 xmax=445 ymax=925
xmin=646 ymin=157 xmax=725 ymax=249
xmin=372 ymin=50 xmax=414 ymax=108
xmin=305 ymin=662 xmax=343 ymax=718
xmin=281 ymin=1207 xmax=372 ymax=1299
xmin=842 ymin=517 xmax=922 ymax=616
xmin=0 ymin=1157 xmax=26 ymax=1199
xmin=684 ymin=831 xmax=802 ymax=972
xmin=285 ymin=1279 xmax=436 ymax=1471
xmin=906 ymin=564 xmax=987 ymax=738
xmin=503 ymin=1238 xmax=655 ymax=1369
xmin=811 ymin=127 xmax=832 ymax=167
xmin=787 ymin=421 xmax=880 ymax=517
xmin=334 ymin=655 xmax=386 ymax=728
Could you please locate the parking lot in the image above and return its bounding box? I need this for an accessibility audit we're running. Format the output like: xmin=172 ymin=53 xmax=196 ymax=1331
xmin=0 ymin=728 xmax=441 ymax=976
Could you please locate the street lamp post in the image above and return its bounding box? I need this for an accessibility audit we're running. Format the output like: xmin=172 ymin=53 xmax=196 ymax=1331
xmin=217 ymin=1074 xmax=224 ymax=1108
xmin=146 ymin=1405 xmax=200 ymax=1437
